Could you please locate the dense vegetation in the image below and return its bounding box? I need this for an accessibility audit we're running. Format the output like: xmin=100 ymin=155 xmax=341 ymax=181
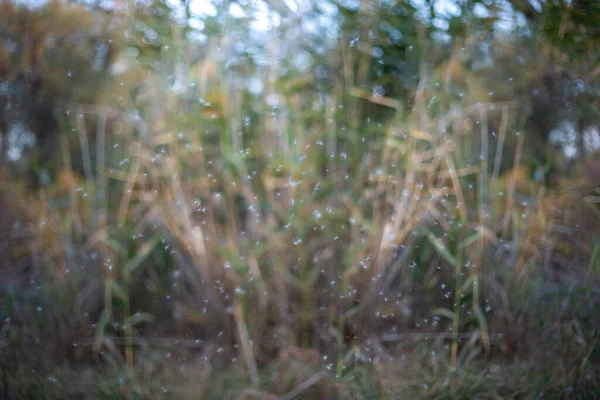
xmin=1 ymin=0 xmax=599 ymax=398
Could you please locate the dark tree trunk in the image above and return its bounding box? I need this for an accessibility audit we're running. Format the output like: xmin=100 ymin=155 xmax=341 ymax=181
xmin=577 ymin=118 xmax=587 ymax=160
xmin=0 ymin=125 xmax=8 ymax=168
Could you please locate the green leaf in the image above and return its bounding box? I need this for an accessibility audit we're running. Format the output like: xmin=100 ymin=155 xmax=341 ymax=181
xmin=125 ymin=234 xmax=162 ymax=276
xmin=126 ymin=312 xmax=155 ymax=327
xmin=474 ymin=305 xmax=490 ymax=353
xmin=432 ymin=308 xmax=455 ymax=320
xmin=216 ymin=246 xmax=249 ymax=274
xmin=426 ymin=232 xmax=460 ymax=270
xmin=460 ymin=275 xmax=476 ymax=293
xmin=101 ymin=236 xmax=125 ymax=254
xmin=340 ymin=305 xmax=360 ymax=321
xmin=283 ymin=271 xmax=302 ymax=289
xmin=459 ymin=229 xmax=488 ymax=249
xmin=95 ymin=309 xmax=111 ymax=339
xmin=107 ymin=278 xmax=126 ymax=301
xmin=588 ymin=238 xmax=600 ymax=275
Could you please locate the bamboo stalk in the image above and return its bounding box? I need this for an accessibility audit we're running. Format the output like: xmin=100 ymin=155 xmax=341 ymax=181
xmin=233 ymin=302 xmax=259 ymax=385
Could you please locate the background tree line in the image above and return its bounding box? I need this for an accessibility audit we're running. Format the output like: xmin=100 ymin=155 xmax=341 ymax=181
xmin=1 ymin=0 xmax=598 ymax=184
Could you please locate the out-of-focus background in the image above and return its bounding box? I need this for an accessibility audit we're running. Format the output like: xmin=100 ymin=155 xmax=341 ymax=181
xmin=1 ymin=0 xmax=599 ymax=398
